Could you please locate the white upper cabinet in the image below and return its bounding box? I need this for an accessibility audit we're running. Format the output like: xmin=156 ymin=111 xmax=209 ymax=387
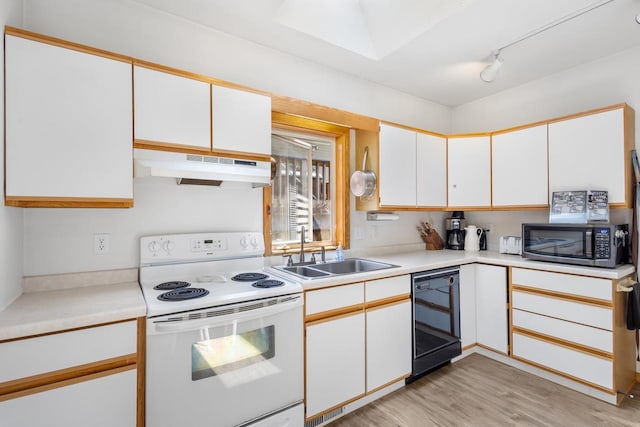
xmin=416 ymin=132 xmax=447 ymax=207
xmin=212 ymin=85 xmax=271 ymax=156
xmin=492 ymin=124 xmax=548 ymax=207
xmin=379 ymin=124 xmax=446 ymax=208
xmin=548 ymin=107 xmax=629 ymax=205
xmin=5 ymin=35 xmax=133 ymax=206
xmin=379 ymin=123 xmax=417 ymax=206
xmin=134 ymin=65 xmax=211 ymax=151
xmin=447 ymin=136 xmax=491 ymax=208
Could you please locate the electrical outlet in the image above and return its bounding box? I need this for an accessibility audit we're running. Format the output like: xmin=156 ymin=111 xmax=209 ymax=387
xmin=94 ymin=233 xmax=110 ymax=255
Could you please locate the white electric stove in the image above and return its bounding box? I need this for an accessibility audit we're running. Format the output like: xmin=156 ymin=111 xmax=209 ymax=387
xmin=139 ymin=231 xmax=302 ymax=317
xmin=139 ymin=232 xmax=304 ymax=427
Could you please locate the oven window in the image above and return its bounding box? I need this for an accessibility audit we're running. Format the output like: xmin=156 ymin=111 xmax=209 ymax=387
xmin=191 ymin=325 xmax=275 ymax=381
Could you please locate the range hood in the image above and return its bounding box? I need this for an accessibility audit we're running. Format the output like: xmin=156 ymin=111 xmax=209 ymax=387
xmin=133 ymin=148 xmax=271 ymax=188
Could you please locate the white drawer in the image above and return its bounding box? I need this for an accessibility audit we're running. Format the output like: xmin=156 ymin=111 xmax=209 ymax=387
xmin=512 ymin=291 xmax=612 ymax=330
xmin=512 ymin=332 xmax=613 ymax=390
xmin=0 ymin=321 xmax=137 ymax=383
xmin=512 ymin=268 xmax=612 ymax=302
xmin=305 ymin=283 xmax=364 ymax=316
xmin=365 ymin=275 xmax=410 ymax=302
xmin=512 ymin=309 xmax=612 ymax=353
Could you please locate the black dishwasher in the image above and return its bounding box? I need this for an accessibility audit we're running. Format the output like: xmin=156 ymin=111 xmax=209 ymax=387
xmin=407 ymin=266 xmax=461 ymax=382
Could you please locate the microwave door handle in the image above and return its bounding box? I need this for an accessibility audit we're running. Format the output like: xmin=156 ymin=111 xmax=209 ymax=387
xmin=153 ymin=295 xmax=302 ymax=333
xmin=585 ymin=230 xmax=593 ymax=258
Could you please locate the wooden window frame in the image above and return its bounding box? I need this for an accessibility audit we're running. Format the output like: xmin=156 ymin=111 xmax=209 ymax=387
xmin=264 ymin=112 xmax=350 ymax=256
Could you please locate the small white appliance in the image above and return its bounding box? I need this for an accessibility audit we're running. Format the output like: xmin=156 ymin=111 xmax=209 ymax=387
xmin=138 ymin=232 xmax=304 ymax=427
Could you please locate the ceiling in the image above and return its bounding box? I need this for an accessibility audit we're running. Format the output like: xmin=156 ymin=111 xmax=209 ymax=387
xmin=132 ymin=0 xmax=640 ymax=107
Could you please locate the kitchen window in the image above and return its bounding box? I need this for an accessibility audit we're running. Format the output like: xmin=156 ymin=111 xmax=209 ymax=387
xmin=265 ymin=113 xmax=349 ymax=255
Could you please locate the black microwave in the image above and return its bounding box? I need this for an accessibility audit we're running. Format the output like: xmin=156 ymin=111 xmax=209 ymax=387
xmin=522 ymin=223 xmax=629 ymax=268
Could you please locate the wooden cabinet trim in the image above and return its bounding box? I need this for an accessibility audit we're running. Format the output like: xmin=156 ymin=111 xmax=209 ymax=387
xmin=364 ymin=375 xmax=409 ymax=396
xmin=512 ymin=326 xmax=612 ymax=360
xmin=134 ymin=59 xmax=213 ymax=84
xmin=511 ymin=353 xmax=614 ymax=394
xmin=272 ymin=94 xmax=378 ymax=132
xmin=511 ymin=285 xmax=613 ymax=308
xmin=304 ymin=392 xmax=367 ymax=423
xmin=5 ymin=197 xmax=133 ymax=208
xmin=365 ymin=295 xmax=410 ymax=310
xmin=379 ymin=120 xmax=446 ymax=138
xmin=305 ymin=305 xmax=364 ymax=324
xmin=5 ymin=26 xmax=132 ymax=64
xmin=0 ymin=354 xmax=136 ymax=402
xmin=0 ymin=318 xmax=140 ymax=344
xmin=136 ymin=318 xmax=145 ymax=427
xmin=546 ymin=103 xmax=629 ymax=125
xmin=133 ymin=139 xmax=211 ymax=154
xmin=491 ymin=120 xmax=549 ymax=136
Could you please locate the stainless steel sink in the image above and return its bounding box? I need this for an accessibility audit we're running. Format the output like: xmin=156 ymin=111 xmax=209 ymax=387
xmin=281 ymin=266 xmax=331 ymax=278
xmin=273 ymin=258 xmax=398 ymax=280
xmin=311 ymin=258 xmax=396 ymax=275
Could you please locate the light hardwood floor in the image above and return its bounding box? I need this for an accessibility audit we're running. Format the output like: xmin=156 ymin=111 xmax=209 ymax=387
xmin=329 ymin=354 xmax=640 ymax=426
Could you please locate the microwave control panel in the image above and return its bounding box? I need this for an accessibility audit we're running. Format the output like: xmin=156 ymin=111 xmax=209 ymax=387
xmin=594 ymin=228 xmax=610 ymax=259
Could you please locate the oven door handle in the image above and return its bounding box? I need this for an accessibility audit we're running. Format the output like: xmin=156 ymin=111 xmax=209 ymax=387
xmin=152 ymin=295 xmax=303 ymax=333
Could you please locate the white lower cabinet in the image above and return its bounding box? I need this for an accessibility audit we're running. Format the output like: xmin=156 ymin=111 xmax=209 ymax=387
xmin=512 ymin=332 xmax=613 ymax=390
xmin=510 ymin=267 xmax=636 ymax=400
xmin=305 ymin=312 xmax=366 ymax=418
xmin=459 ymin=264 xmax=477 ymax=349
xmin=366 ymin=300 xmax=411 ymax=392
xmin=0 ymin=320 xmax=141 ymax=426
xmin=304 ymin=275 xmax=410 ymax=421
xmin=475 ymin=264 xmax=508 ymax=354
xmin=0 ymin=369 xmax=137 ymax=427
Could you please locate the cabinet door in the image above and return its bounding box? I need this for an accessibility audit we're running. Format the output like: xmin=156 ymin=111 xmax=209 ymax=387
xmin=0 ymin=369 xmax=137 ymax=427
xmin=459 ymin=264 xmax=477 ymax=349
xmin=5 ymin=35 xmax=132 ymax=204
xmin=306 ymin=313 xmax=365 ymax=418
xmin=379 ymin=124 xmax=416 ymax=206
xmin=416 ymin=132 xmax=447 ymax=207
xmin=366 ymin=300 xmax=411 ymax=392
xmin=548 ymin=108 xmax=627 ymax=204
xmin=447 ymin=136 xmax=491 ymax=208
xmin=212 ymin=85 xmax=271 ymax=156
xmin=492 ymin=124 xmax=548 ymax=207
xmin=134 ymin=65 xmax=211 ymax=150
xmin=475 ymin=264 xmax=508 ymax=354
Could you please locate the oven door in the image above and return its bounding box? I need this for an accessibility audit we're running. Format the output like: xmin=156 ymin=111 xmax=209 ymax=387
xmin=146 ymin=294 xmax=303 ymax=427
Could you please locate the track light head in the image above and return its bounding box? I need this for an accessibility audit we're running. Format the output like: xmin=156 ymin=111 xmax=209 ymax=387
xmin=480 ymin=53 xmax=503 ymax=83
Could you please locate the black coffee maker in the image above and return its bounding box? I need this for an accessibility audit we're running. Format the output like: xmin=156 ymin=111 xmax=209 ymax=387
xmin=445 ymin=211 xmax=466 ymax=250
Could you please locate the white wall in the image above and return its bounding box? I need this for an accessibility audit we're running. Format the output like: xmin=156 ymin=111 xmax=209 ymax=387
xmin=451 ymin=45 xmax=640 ymax=240
xmin=17 ymin=0 xmax=452 ymax=275
xmin=0 ymin=0 xmax=24 ymax=309
xmin=452 ymin=45 xmax=640 ymax=134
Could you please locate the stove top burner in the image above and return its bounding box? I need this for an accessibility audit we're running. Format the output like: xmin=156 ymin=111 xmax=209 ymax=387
xmin=157 ymin=287 xmax=210 ymax=301
xmin=252 ymin=279 xmax=285 ymax=289
xmin=232 ymin=272 xmax=268 ymax=282
xmin=154 ymin=281 xmax=191 ymax=291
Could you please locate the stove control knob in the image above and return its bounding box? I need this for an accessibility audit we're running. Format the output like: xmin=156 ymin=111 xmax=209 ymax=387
xmin=250 ymin=235 xmax=259 ymax=248
xmin=148 ymin=240 xmax=161 ymax=254
xmin=163 ymin=240 xmax=175 ymax=253
xmin=240 ymin=236 xmax=248 ymax=249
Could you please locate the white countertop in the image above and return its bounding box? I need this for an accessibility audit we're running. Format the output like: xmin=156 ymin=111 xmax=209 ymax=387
xmin=0 ymin=269 xmax=146 ymax=341
xmin=1 ymin=250 xmax=634 ymax=341
xmin=276 ymin=250 xmax=636 ymax=290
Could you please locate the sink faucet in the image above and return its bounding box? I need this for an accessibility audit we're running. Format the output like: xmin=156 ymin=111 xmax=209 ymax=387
xmin=299 ymin=226 xmax=306 ymax=264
